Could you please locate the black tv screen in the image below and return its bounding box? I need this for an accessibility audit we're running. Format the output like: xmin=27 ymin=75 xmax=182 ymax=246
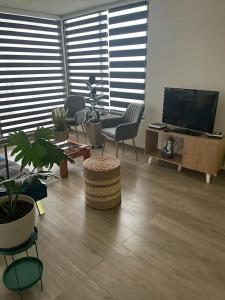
xmin=162 ymin=87 xmax=219 ymax=133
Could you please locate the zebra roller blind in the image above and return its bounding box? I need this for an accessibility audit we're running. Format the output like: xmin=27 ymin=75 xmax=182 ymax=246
xmin=64 ymin=11 xmax=109 ymax=107
xmin=108 ymin=1 xmax=148 ymax=111
xmin=0 ymin=12 xmax=66 ymax=136
xmin=64 ymin=0 xmax=148 ymax=111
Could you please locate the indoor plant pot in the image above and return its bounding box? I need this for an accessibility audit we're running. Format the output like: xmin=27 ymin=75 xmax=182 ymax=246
xmin=83 ymin=75 xmax=105 ymax=148
xmin=54 ymin=129 xmax=69 ymax=141
xmin=84 ymin=121 xmax=104 ymax=148
xmin=0 ymin=194 xmax=35 ymax=249
xmin=52 ymin=106 xmax=68 ymax=141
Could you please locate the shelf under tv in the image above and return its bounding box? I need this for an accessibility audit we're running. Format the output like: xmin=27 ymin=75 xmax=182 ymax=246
xmin=148 ymin=149 xmax=182 ymax=166
xmin=145 ymin=127 xmax=225 ymax=184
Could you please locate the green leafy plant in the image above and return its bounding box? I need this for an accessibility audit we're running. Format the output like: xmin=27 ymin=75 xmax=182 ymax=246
xmin=0 ymin=177 xmax=22 ymax=221
xmin=84 ymin=75 xmax=104 ymax=122
xmin=0 ymin=127 xmax=74 ymax=223
xmin=52 ymin=106 xmax=68 ymax=131
xmin=9 ymin=127 xmax=73 ymax=170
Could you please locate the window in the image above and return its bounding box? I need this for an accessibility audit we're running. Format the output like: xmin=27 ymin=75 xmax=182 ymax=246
xmin=0 ymin=12 xmax=66 ymax=136
xmin=108 ymin=1 xmax=148 ymax=111
xmin=64 ymin=11 xmax=109 ymax=107
xmin=64 ymin=0 xmax=148 ymax=112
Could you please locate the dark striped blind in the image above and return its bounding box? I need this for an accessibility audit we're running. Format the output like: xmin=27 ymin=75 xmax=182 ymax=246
xmin=64 ymin=11 xmax=109 ymax=107
xmin=108 ymin=1 xmax=148 ymax=111
xmin=64 ymin=0 xmax=148 ymax=112
xmin=0 ymin=12 xmax=66 ymax=136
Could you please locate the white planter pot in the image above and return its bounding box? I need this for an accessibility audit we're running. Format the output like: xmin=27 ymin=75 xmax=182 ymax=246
xmin=84 ymin=122 xmax=104 ymax=147
xmin=0 ymin=195 xmax=35 ymax=249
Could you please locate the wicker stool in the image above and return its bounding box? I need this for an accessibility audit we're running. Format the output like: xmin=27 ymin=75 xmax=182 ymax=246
xmin=83 ymin=156 xmax=121 ymax=209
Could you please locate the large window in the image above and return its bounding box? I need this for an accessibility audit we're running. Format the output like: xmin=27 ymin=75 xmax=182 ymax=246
xmin=0 ymin=12 xmax=66 ymax=136
xmin=64 ymin=0 xmax=148 ymax=111
xmin=0 ymin=0 xmax=148 ymax=137
xmin=64 ymin=11 xmax=109 ymax=107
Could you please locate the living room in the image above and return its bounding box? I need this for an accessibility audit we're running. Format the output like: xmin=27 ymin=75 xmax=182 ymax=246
xmin=0 ymin=0 xmax=225 ymax=299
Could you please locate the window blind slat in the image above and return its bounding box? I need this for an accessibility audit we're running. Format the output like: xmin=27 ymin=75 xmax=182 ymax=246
xmin=0 ymin=47 xmax=61 ymax=54
xmin=67 ymin=23 xmax=107 ymax=36
xmin=0 ymin=38 xmax=61 ymax=47
xmin=0 ymin=105 xmax=63 ymax=120
xmin=64 ymin=14 xmax=107 ymax=28
xmin=0 ymin=100 xmax=64 ymax=114
xmin=0 ymin=13 xmax=58 ymax=26
xmin=1 ymin=88 xmax=64 ymax=101
xmin=109 ymin=11 xmax=148 ymax=25
xmin=0 ymin=82 xmax=64 ymax=91
xmin=0 ymin=30 xmax=59 ymax=40
xmin=67 ymin=40 xmax=107 ymax=50
xmin=0 ymin=75 xmax=64 ymax=83
xmin=110 ymin=72 xmax=146 ymax=79
xmin=0 ymin=69 xmax=63 ymax=76
xmin=109 ymin=36 xmax=147 ymax=47
xmin=109 ymin=0 xmax=147 ymax=13
xmin=69 ymin=49 xmax=108 ymax=56
xmin=110 ymin=48 xmax=146 ymax=57
xmin=110 ymin=82 xmax=145 ymax=90
xmin=0 ymin=55 xmax=62 ymax=61
xmin=110 ymin=61 xmax=146 ymax=68
xmin=0 ymin=21 xmax=60 ymax=33
xmin=109 ymin=23 xmax=147 ymax=36
xmin=66 ymin=31 xmax=107 ymax=43
xmin=1 ymin=93 xmax=64 ymax=105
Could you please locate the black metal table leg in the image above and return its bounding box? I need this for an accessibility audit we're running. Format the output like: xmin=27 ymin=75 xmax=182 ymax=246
xmin=4 ymin=145 xmax=9 ymax=179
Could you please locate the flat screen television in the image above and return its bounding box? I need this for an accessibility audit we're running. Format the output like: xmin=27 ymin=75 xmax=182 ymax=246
xmin=162 ymin=87 xmax=219 ymax=133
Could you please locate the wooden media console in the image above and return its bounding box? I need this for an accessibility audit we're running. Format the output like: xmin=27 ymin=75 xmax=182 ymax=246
xmin=145 ymin=128 xmax=225 ymax=183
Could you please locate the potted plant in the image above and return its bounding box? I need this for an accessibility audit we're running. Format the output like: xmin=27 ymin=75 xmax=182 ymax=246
xmin=52 ymin=106 xmax=68 ymax=141
xmin=0 ymin=127 xmax=73 ymax=249
xmin=0 ymin=171 xmax=47 ymax=249
xmin=83 ymin=75 xmax=105 ymax=148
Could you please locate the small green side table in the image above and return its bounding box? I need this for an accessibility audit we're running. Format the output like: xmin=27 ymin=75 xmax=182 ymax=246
xmin=0 ymin=227 xmax=43 ymax=299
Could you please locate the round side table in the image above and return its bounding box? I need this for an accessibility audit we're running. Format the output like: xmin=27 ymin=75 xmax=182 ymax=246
xmin=83 ymin=155 xmax=121 ymax=209
xmin=0 ymin=227 xmax=43 ymax=299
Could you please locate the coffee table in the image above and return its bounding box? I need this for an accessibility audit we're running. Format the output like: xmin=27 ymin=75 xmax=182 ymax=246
xmin=57 ymin=139 xmax=90 ymax=178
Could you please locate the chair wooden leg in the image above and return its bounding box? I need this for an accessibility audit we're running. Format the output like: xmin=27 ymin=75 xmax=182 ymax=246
xmin=116 ymin=142 xmax=119 ymax=158
xmin=75 ymin=125 xmax=79 ymax=141
xmin=132 ymin=138 xmax=138 ymax=161
xmin=102 ymin=137 xmax=106 ymax=155
xmin=122 ymin=140 xmax=125 ymax=153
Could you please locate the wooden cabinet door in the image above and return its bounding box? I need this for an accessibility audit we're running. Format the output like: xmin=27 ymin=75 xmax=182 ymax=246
xmin=182 ymin=138 xmax=224 ymax=175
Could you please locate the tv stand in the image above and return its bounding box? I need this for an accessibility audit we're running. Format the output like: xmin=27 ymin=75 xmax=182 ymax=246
xmin=168 ymin=127 xmax=203 ymax=137
xmin=145 ymin=128 xmax=225 ymax=183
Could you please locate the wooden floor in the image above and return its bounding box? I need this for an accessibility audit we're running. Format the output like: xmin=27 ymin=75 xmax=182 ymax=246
xmin=1 ymin=133 xmax=225 ymax=300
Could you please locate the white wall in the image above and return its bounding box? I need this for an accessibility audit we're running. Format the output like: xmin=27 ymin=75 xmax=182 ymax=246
xmin=135 ymin=0 xmax=225 ymax=148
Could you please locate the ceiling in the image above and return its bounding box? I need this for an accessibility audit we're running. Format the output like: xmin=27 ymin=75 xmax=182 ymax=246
xmin=0 ymin=0 xmax=120 ymax=17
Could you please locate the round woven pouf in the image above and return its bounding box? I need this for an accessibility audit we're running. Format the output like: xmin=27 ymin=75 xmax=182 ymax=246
xmin=83 ymin=155 xmax=121 ymax=209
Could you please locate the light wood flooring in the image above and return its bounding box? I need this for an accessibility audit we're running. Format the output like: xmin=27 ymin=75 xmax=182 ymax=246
xmin=1 ymin=133 xmax=225 ymax=300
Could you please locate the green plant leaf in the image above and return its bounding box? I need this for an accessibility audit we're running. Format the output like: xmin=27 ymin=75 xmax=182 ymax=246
xmin=34 ymin=127 xmax=53 ymax=141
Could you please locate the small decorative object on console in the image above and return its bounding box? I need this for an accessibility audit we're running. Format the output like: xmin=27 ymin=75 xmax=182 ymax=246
xmin=148 ymin=122 xmax=167 ymax=130
xmin=161 ymin=135 xmax=174 ymax=159
xmin=206 ymin=132 xmax=224 ymax=138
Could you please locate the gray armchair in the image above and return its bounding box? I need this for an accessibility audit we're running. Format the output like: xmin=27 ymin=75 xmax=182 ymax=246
xmin=101 ymin=103 xmax=144 ymax=160
xmin=64 ymin=95 xmax=86 ymax=141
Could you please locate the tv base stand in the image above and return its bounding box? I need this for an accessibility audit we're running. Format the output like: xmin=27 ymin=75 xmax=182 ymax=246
xmin=145 ymin=128 xmax=225 ymax=184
